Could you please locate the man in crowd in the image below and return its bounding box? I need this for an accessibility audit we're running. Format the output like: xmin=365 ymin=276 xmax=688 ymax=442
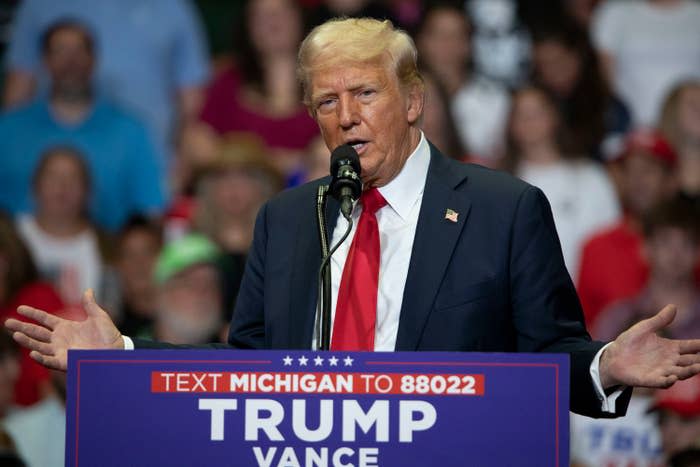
xmin=0 ymin=20 xmax=165 ymax=232
xmin=577 ymin=130 xmax=680 ymax=329
xmin=7 ymin=18 xmax=700 ymax=419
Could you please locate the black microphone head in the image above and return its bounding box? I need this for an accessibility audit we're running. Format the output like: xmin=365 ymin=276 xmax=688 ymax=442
xmin=330 ymin=144 xmax=361 ymax=176
xmin=329 ymin=144 xmax=362 ymax=203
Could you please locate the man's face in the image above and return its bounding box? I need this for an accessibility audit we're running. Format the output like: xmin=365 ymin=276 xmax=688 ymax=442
xmin=309 ymin=61 xmax=423 ymax=188
xmin=645 ymin=227 xmax=698 ymax=284
xmin=43 ymin=27 xmax=94 ymax=97
xmin=157 ymin=264 xmax=223 ymax=344
xmin=621 ymin=152 xmax=676 ymax=216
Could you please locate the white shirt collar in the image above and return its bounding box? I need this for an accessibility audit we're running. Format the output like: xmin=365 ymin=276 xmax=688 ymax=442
xmin=376 ymin=132 xmax=431 ymax=220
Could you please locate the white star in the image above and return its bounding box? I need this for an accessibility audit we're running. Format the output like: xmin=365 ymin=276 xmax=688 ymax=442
xmin=298 ymin=355 xmax=309 ymax=366
xmin=328 ymin=356 xmax=339 ymax=366
xmin=314 ymin=356 xmax=324 ymax=366
xmin=343 ymin=356 xmax=354 ymax=367
xmin=282 ymin=355 xmax=293 ymax=366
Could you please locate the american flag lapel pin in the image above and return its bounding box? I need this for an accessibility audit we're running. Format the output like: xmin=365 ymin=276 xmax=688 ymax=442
xmin=444 ymin=208 xmax=459 ymax=223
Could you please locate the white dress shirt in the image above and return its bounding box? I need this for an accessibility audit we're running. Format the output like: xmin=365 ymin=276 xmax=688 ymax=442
xmin=127 ymin=131 xmax=622 ymax=412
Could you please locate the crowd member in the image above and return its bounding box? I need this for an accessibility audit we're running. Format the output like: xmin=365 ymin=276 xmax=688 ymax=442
xmin=653 ymin=377 xmax=700 ymax=464
xmin=193 ymin=135 xmax=284 ymax=317
xmin=194 ymin=0 xmax=318 ymax=177
xmin=660 ymin=80 xmax=700 ymax=206
xmin=16 ymin=148 xmax=113 ymax=309
xmin=113 ymin=217 xmax=163 ymax=337
xmin=0 ymin=20 xmax=165 ymax=232
xmin=572 ymin=198 xmax=700 ymax=467
xmin=133 ymin=234 xmax=225 ymax=345
xmin=420 ymin=68 xmax=468 ymax=161
xmin=577 ymin=130 xmax=680 ymax=329
xmin=2 ymin=367 xmax=65 ymax=467
xmin=591 ymin=0 xmax=700 ymax=127
xmin=0 ymin=213 xmax=62 ymax=407
xmin=415 ymin=1 xmax=510 ymax=162
xmin=507 ymin=85 xmax=620 ymax=276
xmin=3 ymin=0 xmax=210 ymax=172
xmin=531 ymin=18 xmax=630 ymax=159
xmin=594 ymin=198 xmax=700 ymax=343
xmin=466 ymin=0 xmax=530 ymax=87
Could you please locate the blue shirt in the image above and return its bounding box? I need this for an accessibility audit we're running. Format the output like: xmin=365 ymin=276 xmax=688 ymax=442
xmin=0 ymin=98 xmax=166 ymax=231
xmin=6 ymin=0 xmax=210 ymax=170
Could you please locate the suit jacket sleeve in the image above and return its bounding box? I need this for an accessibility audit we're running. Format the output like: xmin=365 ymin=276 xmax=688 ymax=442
xmin=510 ymin=186 xmax=631 ymax=417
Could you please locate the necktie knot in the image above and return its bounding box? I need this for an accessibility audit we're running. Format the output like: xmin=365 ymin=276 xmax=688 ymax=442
xmin=361 ymin=188 xmax=387 ymax=216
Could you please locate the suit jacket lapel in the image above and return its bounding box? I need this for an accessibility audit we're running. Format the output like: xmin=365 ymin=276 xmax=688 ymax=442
xmin=288 ymin=181 xmax=339 ymax=348
xmin=395 ymin=147 xmax=471 ymax=350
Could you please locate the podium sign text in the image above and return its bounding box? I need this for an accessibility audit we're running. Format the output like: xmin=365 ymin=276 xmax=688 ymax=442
xmin=66 ymin=350 xmax=569 ymax=466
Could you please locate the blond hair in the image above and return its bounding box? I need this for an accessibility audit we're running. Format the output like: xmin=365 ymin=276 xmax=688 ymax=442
xmin=659 ymin=79 xmax=700 ymax=149
xmin=297 ymin=17 xmax=423 ymax=106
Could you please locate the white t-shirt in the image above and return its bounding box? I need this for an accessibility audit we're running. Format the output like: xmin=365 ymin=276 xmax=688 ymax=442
xmin=3 ymin=397 xmax=65 ymax=467
xmin=518 ymin=160 xmax=620 ymax=278
xmin=451 ymin=75 xmax=511 ymax=161
xmin=570 ymin=395 xmax=664 ymax=467
xmin=592 ymin=0 xmax=700 ymax=126
xmin=17 ymin=215 xmax=103 ymax=304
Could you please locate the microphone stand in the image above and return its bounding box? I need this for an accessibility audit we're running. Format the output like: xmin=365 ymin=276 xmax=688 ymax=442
xmin=316 ymin=185 xmax=332 ymax=350
xmin=315 ymin=185 xmax=355 ymax=350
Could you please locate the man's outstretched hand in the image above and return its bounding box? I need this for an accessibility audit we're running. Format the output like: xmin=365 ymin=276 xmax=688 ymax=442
xmin=4 ymin=289 xmax=123 ymax=371
xmin=600 ymin=304 xmax=700 ymax=389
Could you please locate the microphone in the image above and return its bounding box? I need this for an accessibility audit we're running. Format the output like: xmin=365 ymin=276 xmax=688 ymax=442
xmin=329 ymin=144 xmax=362 ymax=220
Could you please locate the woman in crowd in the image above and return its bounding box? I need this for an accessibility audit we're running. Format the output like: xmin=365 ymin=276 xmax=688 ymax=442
xmin=660 ymin=79 xmax=700 ymax=207
xmin=192 ymin=0 xmax=318 ymax=178
xmin=415 ymin=1 xmax=509 ymax=163
xmin=531 ymin=18 xmax=630 ymax=160
xmin=15 ymin=147 xmax=115 ymax=312
xmin=506 ymin=85 xmax=620 ymax=277
xmin=0 ymin=212 xmax=62 ymax=407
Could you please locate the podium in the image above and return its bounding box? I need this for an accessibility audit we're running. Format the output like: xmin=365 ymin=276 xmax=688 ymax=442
xmin=66 ymin=350 xmax=569 ymax=466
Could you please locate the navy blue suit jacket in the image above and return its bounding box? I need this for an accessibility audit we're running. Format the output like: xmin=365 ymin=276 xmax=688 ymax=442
xmin=225 ymin=144 xmax=631 ymax=418
xmin=136 ymin=145 xmax=630 ymax=417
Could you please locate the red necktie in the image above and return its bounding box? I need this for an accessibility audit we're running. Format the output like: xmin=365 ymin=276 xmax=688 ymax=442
xmin=331 ymin=188 xmax=387 ymax=351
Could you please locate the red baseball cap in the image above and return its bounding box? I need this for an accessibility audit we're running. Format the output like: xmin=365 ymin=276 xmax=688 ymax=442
xmin=653 ymin=376 xmax=700 ymax=418
xmin=619 ymin=129 xmax=678 ymax=168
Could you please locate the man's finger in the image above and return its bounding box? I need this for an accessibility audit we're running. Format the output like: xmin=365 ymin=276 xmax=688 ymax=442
xmin=5 ymin=319 xmax=51 ymax=343
xmin=16 ymin=306 xmax=61 ymax=330
xmin=29 ymin=351 xmax=65 ymax=372
xmin=678 ymin=339 xmax=700 ymax=355
xmin=677 ymin=354 xmax=700 ymax=367
xmin=82 ymin=289 xmax=103 ymax=317
xmin=675 ymin=363 xmax=700 ymax=381
xmin=12 ymin=332 xmax=55 ymax=356
xmin=633 ymin=304 xmax=676 ymax=335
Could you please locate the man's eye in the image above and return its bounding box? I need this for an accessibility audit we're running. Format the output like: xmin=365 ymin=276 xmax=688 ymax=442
xmin=360 ymin=89 xmax=375 ymax=97
xmin=318 ymin=99 xmax=335 ymax=110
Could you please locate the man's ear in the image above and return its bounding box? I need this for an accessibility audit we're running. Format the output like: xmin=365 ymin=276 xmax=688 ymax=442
xmin=406 ymin=83 xmax=424 ymax=125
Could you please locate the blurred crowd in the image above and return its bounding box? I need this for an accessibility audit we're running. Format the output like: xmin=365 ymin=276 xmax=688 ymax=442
xmin=0 ymin=0 xmax=698 ymax=466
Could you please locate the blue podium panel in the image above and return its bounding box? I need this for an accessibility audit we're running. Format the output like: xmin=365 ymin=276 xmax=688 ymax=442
xmin=66 ymin=350 xmax=569 ymax=467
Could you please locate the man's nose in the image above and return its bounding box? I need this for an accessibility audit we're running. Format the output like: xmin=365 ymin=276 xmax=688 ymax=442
xmin=337 ymin=95 xmax=360 ymax=129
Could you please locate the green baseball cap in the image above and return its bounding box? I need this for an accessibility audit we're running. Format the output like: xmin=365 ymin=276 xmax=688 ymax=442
xmin=154 ymin=233 xmax=220 ymax=284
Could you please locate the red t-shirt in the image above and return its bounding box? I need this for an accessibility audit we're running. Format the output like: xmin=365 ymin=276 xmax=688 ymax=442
xmin=1 ymin=282 xmax=64 ymax=406
xmin=577 ymin=219 xmax=700 ymax=333
xmin=576 ymin=220 xmax=649 ymax=331
xmin=200 ymin=66 xmax=319 ymax=151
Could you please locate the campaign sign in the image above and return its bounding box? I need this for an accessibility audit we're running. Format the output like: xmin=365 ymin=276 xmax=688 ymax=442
xmin=65 ymin=350 xmax=569 ymax=467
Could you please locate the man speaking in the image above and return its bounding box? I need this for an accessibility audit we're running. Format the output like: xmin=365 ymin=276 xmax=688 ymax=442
xmin=7 ymin=18 xmax=700 ymax=419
